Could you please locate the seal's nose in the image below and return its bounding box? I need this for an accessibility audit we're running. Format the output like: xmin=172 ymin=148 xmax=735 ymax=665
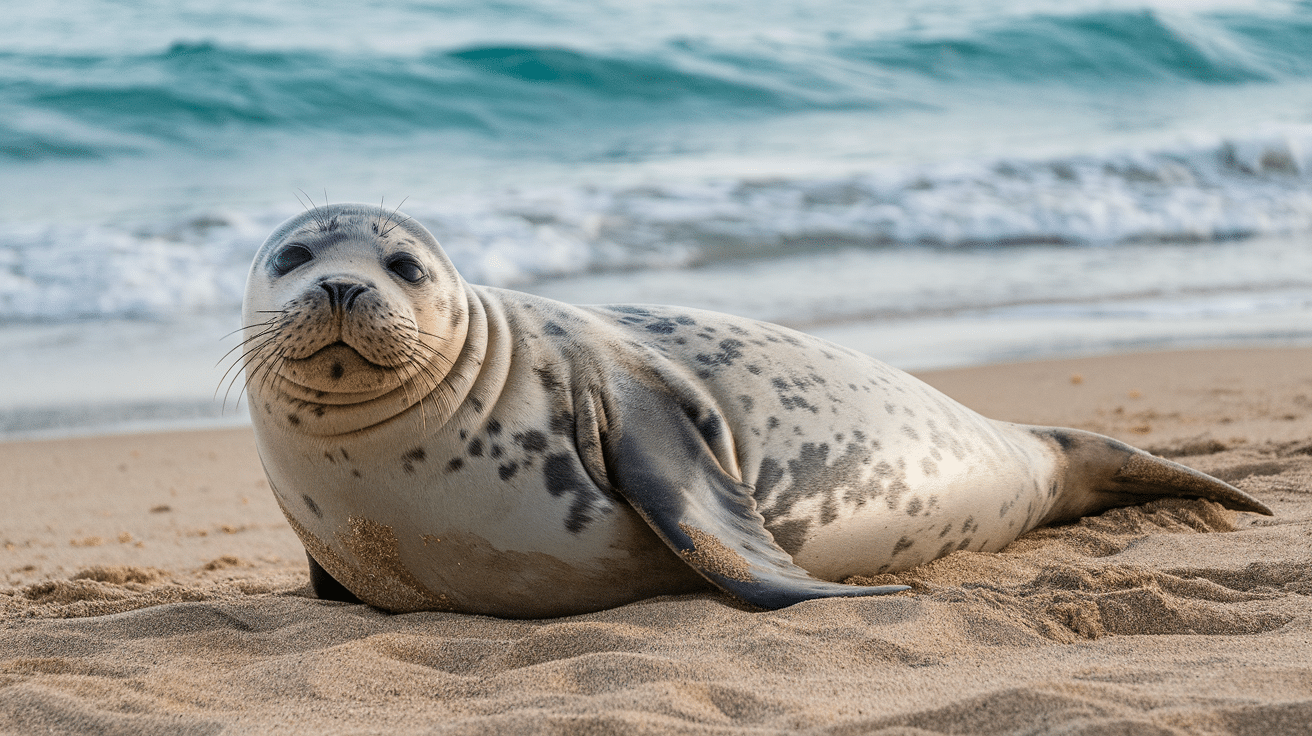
xmin=320 ymin=279 xmax=368 ymax=310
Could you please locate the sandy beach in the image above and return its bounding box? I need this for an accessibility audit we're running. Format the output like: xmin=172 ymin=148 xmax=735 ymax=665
xmin=2 ymin=347 xmax=1310 ymax=735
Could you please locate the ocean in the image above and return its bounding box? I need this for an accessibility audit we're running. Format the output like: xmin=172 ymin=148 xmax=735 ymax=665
xmin=3 ymin=0 xmax=1312 ymax=438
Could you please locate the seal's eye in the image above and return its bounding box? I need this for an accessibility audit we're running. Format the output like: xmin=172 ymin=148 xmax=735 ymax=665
xmin=388 ymin=255 xmax=426 ymax=284
xmin=272 ymin=245 xmax=313 ymax=276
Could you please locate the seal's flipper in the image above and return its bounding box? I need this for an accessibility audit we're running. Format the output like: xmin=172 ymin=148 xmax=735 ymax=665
xmin=608 ymin=386 xmax=908 ymax=610
xmin=1031 ymin=427 xmax=1273 ymax=523
xmin=307 ymin=551 xmax=362 ymax=604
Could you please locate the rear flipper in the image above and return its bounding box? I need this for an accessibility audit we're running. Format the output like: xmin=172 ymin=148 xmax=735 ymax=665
xmin=1032 ymin=427 xmax=1273 ymax=524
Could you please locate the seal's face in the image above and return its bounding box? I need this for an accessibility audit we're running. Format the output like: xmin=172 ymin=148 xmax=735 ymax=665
xmin=241 ymin=205 xmax=468 ymax=435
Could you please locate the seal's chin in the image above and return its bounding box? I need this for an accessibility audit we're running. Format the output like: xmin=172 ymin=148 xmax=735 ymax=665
xmin=280 ymin=342 xmax=404 ymax=395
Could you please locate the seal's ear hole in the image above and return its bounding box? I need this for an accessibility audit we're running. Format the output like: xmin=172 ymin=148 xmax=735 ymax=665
xmin=272 ymin=245 xmax=314 ymax=276
xmin=387 ymin=254 xmax=427 ymax=284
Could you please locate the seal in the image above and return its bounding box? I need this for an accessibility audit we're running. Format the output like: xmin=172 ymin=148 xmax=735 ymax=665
xmin=240 ymin=203 xmax=1273 ymax=618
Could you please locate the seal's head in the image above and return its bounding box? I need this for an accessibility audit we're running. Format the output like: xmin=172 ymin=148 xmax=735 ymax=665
xmin=241 ymin=204 xmax=468 ymax=435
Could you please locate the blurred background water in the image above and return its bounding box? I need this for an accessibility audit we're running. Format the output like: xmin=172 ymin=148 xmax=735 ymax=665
xmin=3 ymin=0 xmax=1312 ymax=437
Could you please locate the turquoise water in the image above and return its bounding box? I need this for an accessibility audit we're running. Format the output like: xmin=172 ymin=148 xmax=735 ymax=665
xmin=3 ymin=0 xmax=1312 ymax=435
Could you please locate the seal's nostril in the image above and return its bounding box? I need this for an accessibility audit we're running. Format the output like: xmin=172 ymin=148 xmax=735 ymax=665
xmin=321 ymin=280 xmax=368 ymax=310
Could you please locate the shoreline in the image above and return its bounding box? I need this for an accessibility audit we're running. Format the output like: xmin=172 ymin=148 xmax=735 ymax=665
xmin=7 ymin=336 xmax=1312 ymax=443
xmin=3 ymin=345 xmax=1310 ymax=734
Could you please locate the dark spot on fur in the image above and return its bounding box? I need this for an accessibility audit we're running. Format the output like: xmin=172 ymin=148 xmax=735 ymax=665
xmin=467 ymin=438 xmax=484 ymax=457
xmin=892 ymin=536 xmax=915 ymax=556
xmin=447 ymin=458 xmax=464 ymax=473
xmin=287 ymin=414 xmax=301 ymax=426
xmin=746 ymin=364 xmax=762 ymax=375
xmin=920 ymin=458 xmax=938 ymax=477
xmin=905 ymin=497 xmax=923 ymax=516
xmin=330 ymin=362 xmax=344 ymax=380
xmin=695 ymin=338 xmax=744 ymax=369
xmin=1043 ymin=429 xmax=1077 ymax=451
xmin=323 ymin=451 xmax=336 ymax=464
xmin=543 ymin=453 xmax=602 ymax=534
xmin=487 ymin=419 xmax=502 ymax=435
xmin=516 ymin=430 xmax=549 ymax=454
xmin=766 ymin=517 xmax=812 ymax=555
xmin=781 ymin=395 xmax=820 ymax=413
xmin=499 ymin=462 xmax=519 ymax=481
xmin=549 ymin=411 xmax=574 ymax=435
xmin=754 ymin=458 xmax=785 ymax=503
xmin=535 ymin=367 xmax=564 ymax=394
xmin=544 ymin=322 xmax=566 ymax=337
xmin=404 ymin=447 xmax=427 ymax=463
xmin=738 ymin=394 xmax=755 ymax=412
xmin=351 ymin=469 xmax=362 ymax=478
xmin=469 ymin=396 xmax=485 ymax=413
xmin=301 ymin=494 xmax=322 ymax=518
xmin=767 ymin=416 xmax=779 ymax=429
xmin=645 ymin=320 xmax=677 ymax=334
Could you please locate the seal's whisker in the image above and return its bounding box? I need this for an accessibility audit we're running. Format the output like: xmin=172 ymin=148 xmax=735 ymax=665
xmin=221 ymin=335 xmax=282 ymax=411
xmin=217 ymin=321 xmax=287 ymax=377
xmin=217 ymin=331 xmax=280 ymax=406
xmin=246 ymin=351 xmax=289 ymax=409
xmin=395 ymin=360 xmax=426 ymax=432
xmin=217 ymin=318 xmax=278 ymax=342
xmin=380 ymin=196 xmax=411 ymax=237
xmin=403 ymin=343 xmax=445 ymax=394
xmin=244 ymin=343 xmax=288 ymax=404
xmin=215 ymin=323 xmax=281 ymax=368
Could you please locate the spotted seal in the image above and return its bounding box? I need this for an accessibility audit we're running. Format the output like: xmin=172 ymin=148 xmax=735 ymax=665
xmin=240 ymin=203 xmax=1272 ymax=617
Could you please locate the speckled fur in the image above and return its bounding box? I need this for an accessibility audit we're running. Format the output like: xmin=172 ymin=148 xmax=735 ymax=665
xmin=243 ymin=204 xmax=1270 ymax=618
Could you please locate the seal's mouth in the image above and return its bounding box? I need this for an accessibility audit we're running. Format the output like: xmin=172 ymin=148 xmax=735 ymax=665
xmin=271 ymin=341 xmax=405 ymax=397
xmin=309 ymin=341 xmax=391 ymax=372
xmin=293 ymin=341 xmax=395 ymax=377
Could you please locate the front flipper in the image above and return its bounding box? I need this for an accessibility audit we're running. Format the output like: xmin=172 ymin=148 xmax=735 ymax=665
xmin=306 ymin=550 xmax=361 ymax=604
xmin=607 ymin=383 xmax=908 ymax=609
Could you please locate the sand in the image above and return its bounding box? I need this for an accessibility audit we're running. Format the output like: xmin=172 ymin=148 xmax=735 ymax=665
xmin=2 ymin=347 xmax=1310 ymax=735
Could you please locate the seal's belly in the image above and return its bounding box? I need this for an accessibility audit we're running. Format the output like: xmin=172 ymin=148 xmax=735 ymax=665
xmin=258 ymin=422 xmax=704 ymax=617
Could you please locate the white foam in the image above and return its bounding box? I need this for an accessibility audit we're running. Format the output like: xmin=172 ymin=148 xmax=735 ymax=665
xmin=2 ymin=125 xmax=1311 ymax=323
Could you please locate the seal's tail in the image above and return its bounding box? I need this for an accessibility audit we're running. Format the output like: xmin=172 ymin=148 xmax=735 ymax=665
xmin=1028 ymin=426 xmax=1273 ymax=524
